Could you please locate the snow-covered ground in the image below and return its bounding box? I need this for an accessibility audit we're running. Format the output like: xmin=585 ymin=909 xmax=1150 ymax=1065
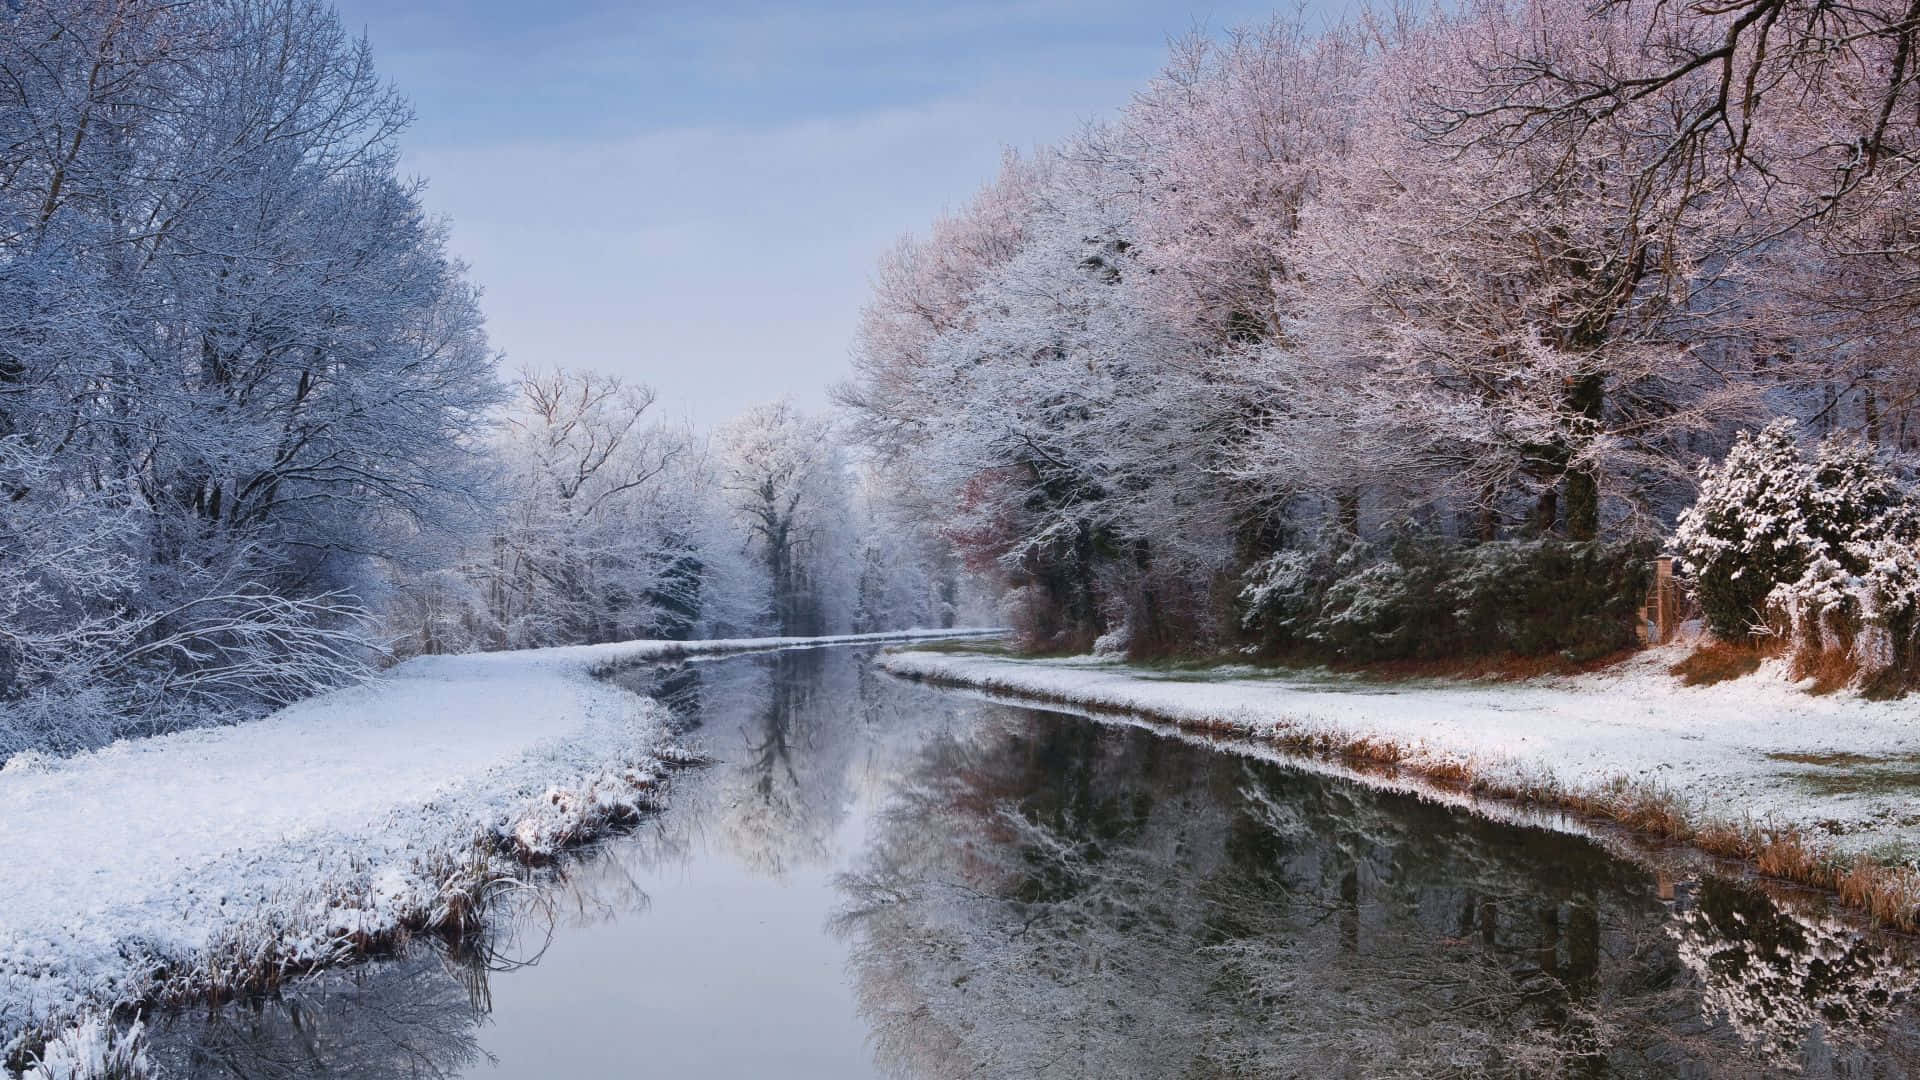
xmin=0 ymin=629 xmax=994 ymax=1060
xmin=881 ymin=645 xmax=1920 ymax=862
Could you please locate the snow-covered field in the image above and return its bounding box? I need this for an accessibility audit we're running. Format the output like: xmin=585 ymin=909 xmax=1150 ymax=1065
xmin=882 ymin=646 xmax=1920 ymax=861
xmin=0 ymin=629 xmax=994 ymax=1064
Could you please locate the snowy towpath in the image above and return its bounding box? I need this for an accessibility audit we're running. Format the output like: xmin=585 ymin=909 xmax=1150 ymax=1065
xmin=882 ymin=646 xmax=1920 ymax=858
xmin=0 ymin=629 xmax=995 ymax=1039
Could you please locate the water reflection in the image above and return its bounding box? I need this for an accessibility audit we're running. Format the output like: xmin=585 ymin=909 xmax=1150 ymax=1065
xmin=835 ymin=709 xmax=1920 ymax=1078
xmin=141 ymin=813 xmax=683 ymax=1078
xmin=143 ymin=942 xmax=491 ymax=1078
xmin=143 ymin=646 xmax=1920 ymax=1079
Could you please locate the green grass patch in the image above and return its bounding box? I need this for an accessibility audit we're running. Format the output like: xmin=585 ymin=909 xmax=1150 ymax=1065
xmin=1768 ymin=751 xmax=1920 ymax=797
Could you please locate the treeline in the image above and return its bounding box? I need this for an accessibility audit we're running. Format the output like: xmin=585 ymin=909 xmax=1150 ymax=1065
xmin=0 ymin=0 xmax=959 ymax=758
xmin=384 ymin=375 xmax=966 ymax=660
xmin=839 ymin=0 xmax=1920 ymax=662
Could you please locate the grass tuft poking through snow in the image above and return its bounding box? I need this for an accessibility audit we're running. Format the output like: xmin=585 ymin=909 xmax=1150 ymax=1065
xmin=11 ymin=1017 xmax=149 ymax=1080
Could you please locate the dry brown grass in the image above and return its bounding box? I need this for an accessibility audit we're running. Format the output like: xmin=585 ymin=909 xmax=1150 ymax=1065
xmin=1752 ymin=829 xmax=1823 ymax=880
xmin=1423 ymin=759 xmax=1476 ymax=787
xmin=1692 ymin=820 xmax=1761 ymax=861
xmin=1596 ymin=782 xmax=1693 ymax=839
xmin=1669 ymin=639 xmax=1771 ymax=686
xmin=1788 ymin=644 xmax=1866 ymax=695
xmin=1840 ymin=860 xmax=1920 ymax=925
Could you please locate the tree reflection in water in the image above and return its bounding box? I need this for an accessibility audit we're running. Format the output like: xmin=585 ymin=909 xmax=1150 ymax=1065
xmin=717 ymin=650 xmax=856 ymax=876
xmin=623 ymin=648 xmax=875 ymax=877
xmin=141 ymin=932 xmax=494 ymax=1077
xmin=139 ymin=794 xmax=669 ymax=1078
xmin=834 ymin=709 xmax=1920 ymax=1079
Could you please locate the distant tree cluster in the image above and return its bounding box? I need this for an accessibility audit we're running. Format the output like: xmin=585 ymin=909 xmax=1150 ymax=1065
xmin=378 ymin=374 xmax=965 ymax=656
xmin=382 ymin=367 xmax=769 ymax=656
xmin=840 ymin=1 xmax=1920 ymax=658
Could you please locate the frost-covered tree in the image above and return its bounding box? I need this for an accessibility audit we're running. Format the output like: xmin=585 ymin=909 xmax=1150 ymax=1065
xmin=857 ymin=149 xmax=1249 ymax=651
xmin=0 ymin=0 xmax=500 ymax=753
xmin=1426 ymin=0 xmax=1920 ymax=453
xmin=848 ymin=469 xmax=958 ymax=633
xmin=839 ymin=153 xmax=1048 ymax=463
xmin=386 ymin=367 xmax=770 ymax=655
xmin=719 ymin=399 xmax=856 ymax=636
xmin=484 ymin=368 xmax=684 ymax=646
xmin=1120 ymin=17 xmax=1364 ymax=347
xmin=1269 ymin=0 xmax=1780 ymax=542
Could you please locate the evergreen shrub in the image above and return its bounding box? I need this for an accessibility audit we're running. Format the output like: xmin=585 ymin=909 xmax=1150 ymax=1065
xmin=1239 ymin=535 xmax=1652 ymax=664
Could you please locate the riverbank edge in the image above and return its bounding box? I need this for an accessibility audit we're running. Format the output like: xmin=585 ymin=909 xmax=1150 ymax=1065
xmin=879 ymin=648 xmax=1920 ymax=935
xmin=4 ymin=629 xmax=1002 ymax=1079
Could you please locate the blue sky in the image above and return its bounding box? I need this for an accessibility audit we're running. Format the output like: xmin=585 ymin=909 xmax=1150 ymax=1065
xmin=331 ymin=0 xmax=1292 ymax=423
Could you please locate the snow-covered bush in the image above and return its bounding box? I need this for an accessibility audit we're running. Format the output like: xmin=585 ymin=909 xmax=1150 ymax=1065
xmin=1674 ymin=421 xmax=1918 ymax=639
xmin=1838 ymin=539 xmax=1920 ymax=679
xmin=1768 ymin=536 xmax=1920 ymax=690
xmin=1238 ymin=534 xmax=1379 ymax=645
xmin=1091 ymin=623 xmax=1133 ymax=658
xmin=1238 ymin=549 xmax=1320 ymax=633
xmin=1309 ymin=544 xmax=1453 ymax=662
xmin=1674 ymin=420 xmax=1920 ymax=691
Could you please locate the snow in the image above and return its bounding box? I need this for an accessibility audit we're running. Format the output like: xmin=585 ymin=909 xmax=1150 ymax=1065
xmin=19 ymin=1017 xmax=149 ymax=1080
xmin=881 ymin=645 xmax=1920 ymax=860
xmin=0 ymin=629 xmax=996 ymax=1054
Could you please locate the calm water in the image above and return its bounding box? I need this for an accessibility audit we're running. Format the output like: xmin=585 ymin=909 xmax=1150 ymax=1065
xmin=146 ymin=644 xmax=1920 ymax=1078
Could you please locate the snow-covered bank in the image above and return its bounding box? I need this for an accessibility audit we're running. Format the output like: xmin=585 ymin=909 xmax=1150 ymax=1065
xmin=0 ymin=629 xmax=995 ymax=1066
xmin=880 ymin=647 xmax=1920 ymax=864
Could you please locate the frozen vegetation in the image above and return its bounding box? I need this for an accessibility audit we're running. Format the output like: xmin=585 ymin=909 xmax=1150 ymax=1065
xmin=0 ymin=630 xmax=989 ymax=1072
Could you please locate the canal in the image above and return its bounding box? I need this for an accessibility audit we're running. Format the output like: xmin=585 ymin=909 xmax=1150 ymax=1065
xmin=145 ymin=643 xmax=1920 ymax=1077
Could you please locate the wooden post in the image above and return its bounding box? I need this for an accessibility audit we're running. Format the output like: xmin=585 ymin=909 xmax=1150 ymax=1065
xmin=1639 ymin=556 xmax=1679 ymax=645
xmin=1656 ymin=556 xmax=1675 ymax=644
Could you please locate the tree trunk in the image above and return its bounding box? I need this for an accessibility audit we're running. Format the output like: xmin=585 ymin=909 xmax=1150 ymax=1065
xmin=1564 ymin=470 xmax=1598 ymax=541
xmin=1563 ymin=372 xmax=1605 ymax=541
xmin=1533 ymin=485 xmax=1559 ymax=538
xmin=1335 ymin=490 xmax=1360 ymax=537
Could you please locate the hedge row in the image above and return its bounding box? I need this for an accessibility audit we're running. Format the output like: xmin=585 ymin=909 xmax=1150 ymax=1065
xmin=1240 ymin=537 xmax=1654 ymax=664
